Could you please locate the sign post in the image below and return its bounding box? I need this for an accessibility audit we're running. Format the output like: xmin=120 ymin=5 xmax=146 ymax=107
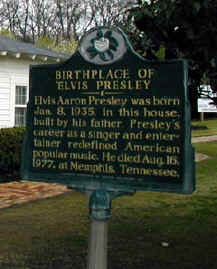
xmin=21 ymin=26 xmax=195 ymax=268
xmin=87 ymin=216 xmax=108 ymax=269
xmin=85 ymin=189 xmax=134 ymax=269
xmin=87 ymin=190 xmax=109 ymax=269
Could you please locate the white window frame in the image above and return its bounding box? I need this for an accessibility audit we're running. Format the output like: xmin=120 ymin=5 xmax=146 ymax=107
xmin=15 ymin=85 xmax=28 ymax=127
xmin=11 ymin=77 xmax=29 ymax=127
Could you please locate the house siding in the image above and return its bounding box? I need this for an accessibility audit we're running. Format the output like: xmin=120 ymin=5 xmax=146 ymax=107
xmin=0 ymin=58 xmax=31 ymax=128
xmin=0 ymin=73 xmax=11 ymax=128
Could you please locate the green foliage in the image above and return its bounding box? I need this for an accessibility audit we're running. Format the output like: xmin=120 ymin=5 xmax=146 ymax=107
xmin=35 ymin=36 xmax=55 ymax=50
xmin=0 ymin=127 xmax=25 ymax=177
xmin=36 ymin=35 xmax=78 ymax=55
xmin=0 ymin=29 xmax=17 ymax=40
xmin=56 ymin=39 xmax=78 ymax=55
xmin=153 ymin=45 xmax=166 ymax=61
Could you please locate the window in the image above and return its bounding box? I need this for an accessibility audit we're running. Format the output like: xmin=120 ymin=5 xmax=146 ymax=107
xmin=15 ymin=85 xmax=27 ymax=127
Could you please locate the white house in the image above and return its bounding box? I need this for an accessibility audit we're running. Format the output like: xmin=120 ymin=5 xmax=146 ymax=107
xmin=0 ymin=35 xmax=69 ymax=128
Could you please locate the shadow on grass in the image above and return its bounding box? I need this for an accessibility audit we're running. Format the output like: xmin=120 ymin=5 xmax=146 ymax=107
xmin=0 ymin=211 xmax=216 ymax=269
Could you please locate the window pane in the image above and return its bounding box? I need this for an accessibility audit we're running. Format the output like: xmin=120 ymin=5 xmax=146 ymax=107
xmin=15 ymin=108 xmax=26 ymax=127
xmin=15 ymin=86 xmax=27 ymax=105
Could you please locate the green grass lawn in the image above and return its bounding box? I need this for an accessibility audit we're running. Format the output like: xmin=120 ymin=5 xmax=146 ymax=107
xmin=0 ymin=141 xmax=217 ymax=269
xmin=192 ymin=118 xmax=217 ymax=137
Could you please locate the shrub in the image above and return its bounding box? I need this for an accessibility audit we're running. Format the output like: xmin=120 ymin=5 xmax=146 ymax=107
xmin=0 ymin=127 xmax=25 ymax=179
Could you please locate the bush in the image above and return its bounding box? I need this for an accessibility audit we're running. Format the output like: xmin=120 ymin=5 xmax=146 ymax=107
xmin=0 ymin=127 xmax=25 ymax=179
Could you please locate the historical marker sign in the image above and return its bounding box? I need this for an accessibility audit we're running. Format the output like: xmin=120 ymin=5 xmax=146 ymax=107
xmin=21 ymin=27 xmax=195 ymax=194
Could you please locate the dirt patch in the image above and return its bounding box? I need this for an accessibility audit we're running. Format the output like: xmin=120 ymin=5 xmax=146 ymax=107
xmin=192 ymin=135 xmax=217 ymax=162
xmin=0 ymin=181 xmax=71 ymax=209
xmin=195 ymin=152 xmax=209 ymax=162
xmin=192 ymin=135 xmax=217 ymax=143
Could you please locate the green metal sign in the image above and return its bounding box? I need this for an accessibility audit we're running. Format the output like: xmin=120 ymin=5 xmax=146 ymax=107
xmin=21 ymin=27 xmax=195 ymax=194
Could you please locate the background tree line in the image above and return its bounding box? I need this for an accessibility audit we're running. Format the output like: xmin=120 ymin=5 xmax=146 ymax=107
xmin=0 ymin=0 xmax=216 ymax=117
xmin=131 ymin=0 xmax=217 ymax=116
xmin=0 ymin=0 xmax=136 ymax=53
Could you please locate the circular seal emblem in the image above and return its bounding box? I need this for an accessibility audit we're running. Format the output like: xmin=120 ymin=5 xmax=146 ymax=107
xmin=79 ymin=27 xmax=127 ymax=65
